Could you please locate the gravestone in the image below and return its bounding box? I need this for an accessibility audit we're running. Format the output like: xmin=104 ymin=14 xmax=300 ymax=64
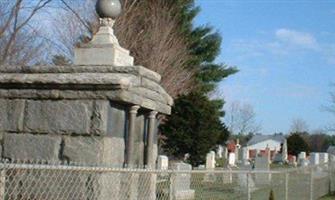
xmin=217 ymin=145 xmax=223 ymax=158
xmin=206 ymin=151 xmax=216 ymax=169
xmin=228 ymin=152 xmax=236 ymax=166
xmin=329 ymin=154 xmax=335 ymax=164
xmin=237 ymin=172 xmax=256 ymax=193
xmin=222 ymin=166 xmax=233 ymax=184
xmin=282 ymin=139 xmax=288 ymax=162
xmin=171 ymin=163 xmax=195 ymax=200
xmin=298 ymin=152 xmax=307 ymax=166
xmin=204 ymin=151 xmax=216 ymax=182
xmin=300 ymin=159 xmax=309 ymax=167
xmin=290 ymin=156 xmax=298 ymax=167
xmin=235 ymin=143 xmax=240 ymax=163
xmin=319 ymin=153 xmax=329 ymax=164
xmin=254 ymin=156 xmax=270 ymax=185
xmin=265 ymin=147 xmax=271 ymax=163
xmin=197 ymin=165 xmax=205 ymax=170
xmin=310 ymin=153 xmax=320 ymax=165
xmin=241 ymin=147 xmax=250 ymax=166
xmin=157 ymin=155 xmax=169 ymax=170
xmin=298 ymin=152 xmax=306 ymax=160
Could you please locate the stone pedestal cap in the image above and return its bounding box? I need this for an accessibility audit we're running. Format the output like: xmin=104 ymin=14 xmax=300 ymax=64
xmin=0 ymin=65 xmax=173 ymax=114
xmin=75 ymin=0 xmax=134 ymax=66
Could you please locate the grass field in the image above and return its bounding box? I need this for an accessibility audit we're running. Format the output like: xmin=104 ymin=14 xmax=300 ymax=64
xmin=319 ymin=194 xmax=335 ymax=200
xmin=157 ymin=169 xmax=333 ymax=200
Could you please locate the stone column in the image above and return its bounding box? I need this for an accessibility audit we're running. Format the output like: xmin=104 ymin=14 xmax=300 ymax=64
xmin=138 ymin=111 xmax=158 ymax=200
xmin=146 ymin=111 xmax=158 ymax=169
xmin=126 ymin=105 xmax=140 ymax=167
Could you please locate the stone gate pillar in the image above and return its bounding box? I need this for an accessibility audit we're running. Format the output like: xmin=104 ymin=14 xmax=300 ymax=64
xmin=0 ymin=0 xmax=173 ymax=199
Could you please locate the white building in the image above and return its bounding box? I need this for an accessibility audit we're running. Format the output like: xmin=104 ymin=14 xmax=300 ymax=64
xmin=247 ymin=134 xmax=286 ymax=152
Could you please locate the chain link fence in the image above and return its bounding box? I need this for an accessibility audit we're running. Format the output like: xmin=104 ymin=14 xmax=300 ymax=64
xmin=0 ymin=160 xmax=334 ymax=200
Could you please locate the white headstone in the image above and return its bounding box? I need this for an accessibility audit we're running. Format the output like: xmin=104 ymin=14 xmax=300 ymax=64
xmin=235 ymin=147 xmax=239 ymax=162
xmin=319 ymin=153 xmax=329 ymax=164
xmin=217 ymin=145 xmax=223 ymax=158
xmin=254 ymin=156 xmax=271 ymax=185
xmin=197 ymin=165 xmax=205 ymax=170
xmin=290 ymin=156 xmax=298 ymax=167
xmin=241 ymin=147 xmax=250 ymax=165
xmin=157 ymin=155 xmax=169 ymax=170
xmin=282 ymin=140 xmax=288 ymax=161
xmin=206 ymin=151 xmax=216 ymax=169
xmin=330 ymin=154 xmax=335 ymax=163
xmin=171 ymin=163 xmax=195 ymax=200
xmin=228 ymin=152 xmax=236 ymax=166
xmin=300 ymin=159 xmax=309 ymax=167
xmin=310 ymin=153 xmax=320 ymax=165
xmin=265 ymin=148 xmax=271 ymax=163
xmin=298 ymin=152 xmax=306 ymax=166
xmin=298 ymin=152 xmax=306 ymax=160
xmin=237 ymin=173 xmax=255 ymax=191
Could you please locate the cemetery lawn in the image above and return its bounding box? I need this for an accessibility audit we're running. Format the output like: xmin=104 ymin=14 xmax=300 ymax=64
xmin=270 ymin=163 xmax=293 ymax=169
xmin=319 ymin=195 xmax=335 ymax=200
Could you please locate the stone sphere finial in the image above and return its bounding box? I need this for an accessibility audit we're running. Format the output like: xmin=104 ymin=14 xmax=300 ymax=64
xmin=96 ymin=0 xmax=122 ymax=19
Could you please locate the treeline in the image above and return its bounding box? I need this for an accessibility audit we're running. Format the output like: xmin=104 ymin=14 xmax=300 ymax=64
xmin=288 ymin=132 xmax=335 ymax=155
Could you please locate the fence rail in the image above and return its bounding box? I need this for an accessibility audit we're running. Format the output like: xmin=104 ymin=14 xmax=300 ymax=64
xmin=0 ymin=160 xmax=334 ymax=200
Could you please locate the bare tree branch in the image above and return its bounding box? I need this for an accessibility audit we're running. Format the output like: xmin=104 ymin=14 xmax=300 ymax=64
xmin=0 ymin=0 xmax=52 ymax=65
xmin=226 ymin=101 xmax=261 ymax=135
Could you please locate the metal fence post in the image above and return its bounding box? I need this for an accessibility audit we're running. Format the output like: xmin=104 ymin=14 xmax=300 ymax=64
xmin=330 ymin=160 xmax=334 ymax=194
xmin=247 ymin=172 xmax=251 ymax=200
xmin=169 ymin=172 xmax=175 ymax=200
xmin=0 ymin=169 xmax=5 ymax=200
xmin=310 ymin=168 xmax=314 ymax=200
xmin=285 ymin=171 xmax=289 ymax=200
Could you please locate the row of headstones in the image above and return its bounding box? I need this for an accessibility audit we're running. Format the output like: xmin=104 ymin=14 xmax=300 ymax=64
xmin=296 ymin=152 xmax=331 ymax=167
xmin=212 ymin=148 xmax=251 ymax=168
xmin=217 ymin=146 xmax=250 ymax=165
xmin=156 ymin=154 xmax=275 ymax=198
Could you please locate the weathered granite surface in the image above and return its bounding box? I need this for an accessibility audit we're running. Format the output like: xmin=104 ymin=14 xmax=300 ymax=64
xmin=0 ymin=65 xmax=172 ymax=114
xmin=3 ymin=133 xmax=61 ymax=161
xmin=62 ymin=136 xmax=124 ymax=166
xmin=24 ymin=100 xmax=93 ymax=134
xmin=91 ymin=100 xmax=110 ymax=135
xmin=0 ymin=65 xmax=161 ymax=82
xmin=107 ymin=103 xmax=127 ymax=138
xmin=0 ymin=99 xmax=25 ymax=132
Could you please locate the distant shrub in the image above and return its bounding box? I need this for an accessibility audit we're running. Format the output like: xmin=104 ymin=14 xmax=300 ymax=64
xmin=269 ymin=190 xmax=275 ymax=200
xmin=216 ymin=158 xmax=226 ymax=168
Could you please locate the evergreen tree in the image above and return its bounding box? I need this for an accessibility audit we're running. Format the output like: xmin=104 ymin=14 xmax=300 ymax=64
xmin=166 ymin=0 xmax=238 ymax=91
xmin=160 ymin=92 xmax=230 ymax=166
xmin=159 ymin=0 xmax=237 ymax=166
xmin=287 ymin=133 xmax=310 ymax=156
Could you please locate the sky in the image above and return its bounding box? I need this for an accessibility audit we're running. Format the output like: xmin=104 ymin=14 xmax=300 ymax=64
xmin=195 ymin=0 xmax=335 ymax=134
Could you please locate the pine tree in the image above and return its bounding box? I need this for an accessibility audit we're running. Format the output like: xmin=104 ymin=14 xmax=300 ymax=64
xmin=159 ymin=1 xmax=237 ymax=166
xmin=287 ymin=133 xmax=310 ymax=156
xmin=160 ymin=92 xmax=230 ymax=166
